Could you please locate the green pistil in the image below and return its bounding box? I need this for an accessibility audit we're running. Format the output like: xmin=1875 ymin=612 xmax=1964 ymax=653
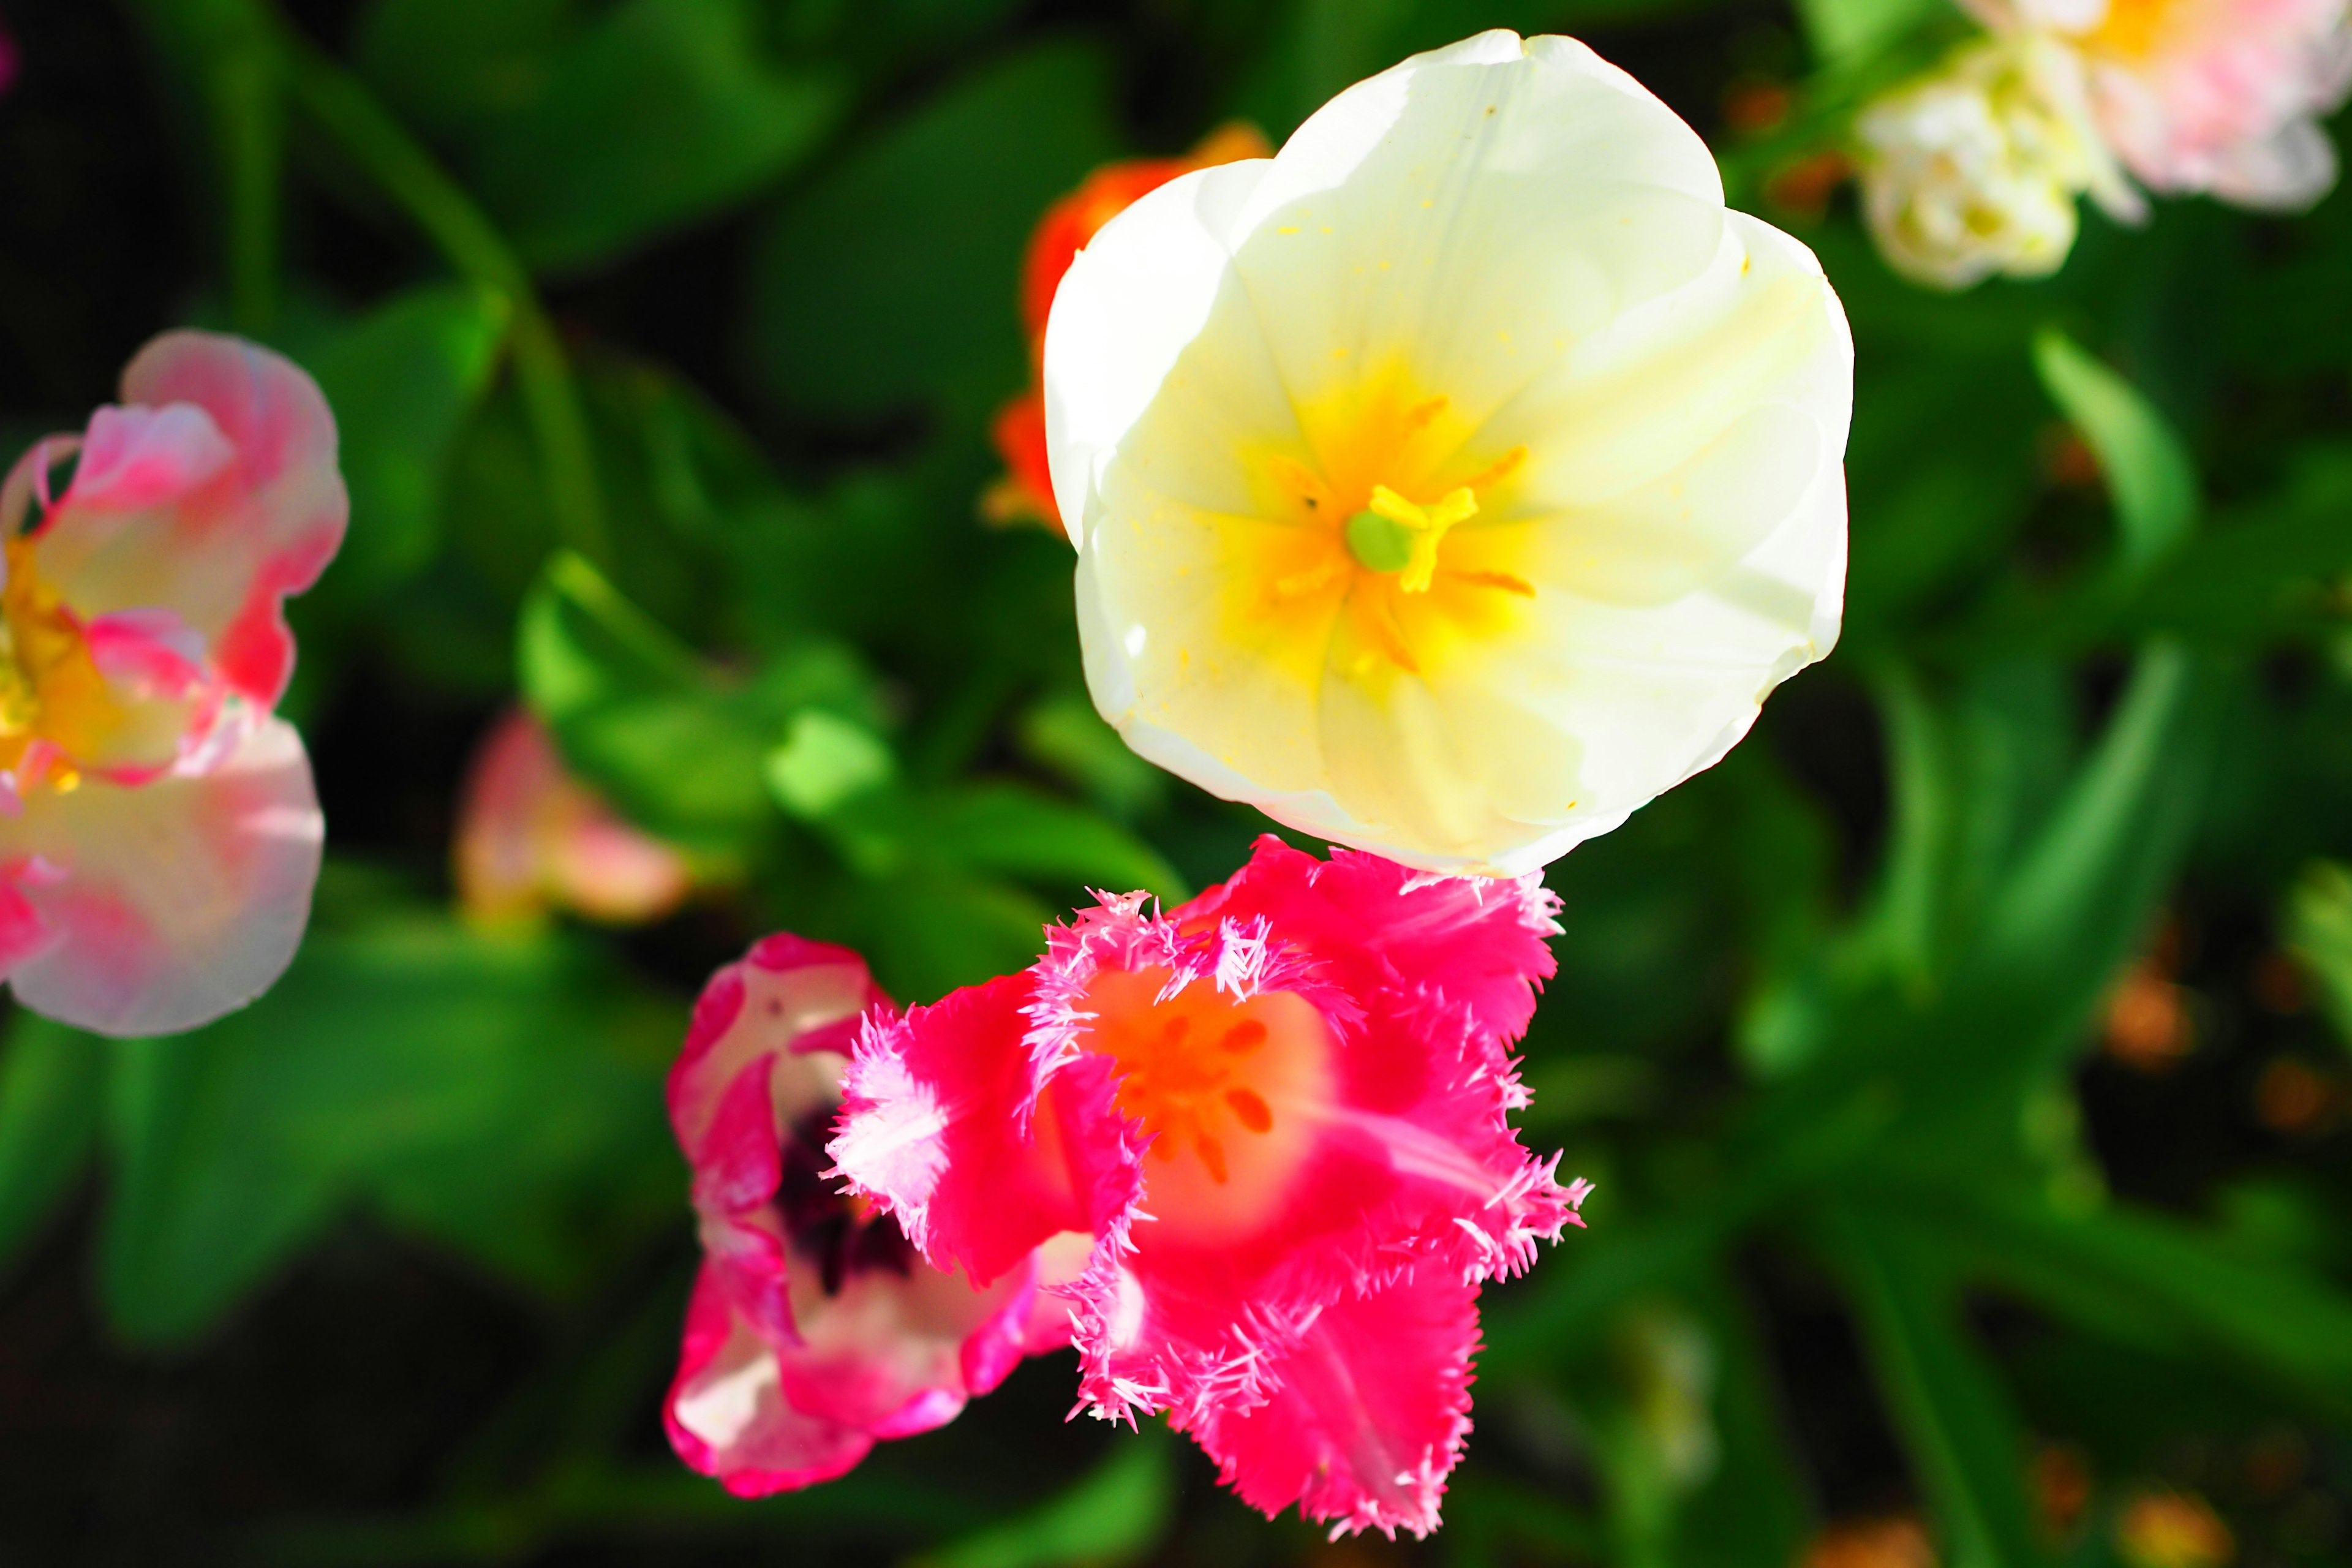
xmin=1344 ymin=508 xmax=1414 ymax=573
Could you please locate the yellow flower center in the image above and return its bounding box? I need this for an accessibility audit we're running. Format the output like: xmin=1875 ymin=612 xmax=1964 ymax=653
xmin=0 ymin=536 xmax=116 ymax=793
xmin=1226 ymin=366 xmax=1537 ymax=687
xmin=1079 ymin=965 xmax=1334 ymax=1243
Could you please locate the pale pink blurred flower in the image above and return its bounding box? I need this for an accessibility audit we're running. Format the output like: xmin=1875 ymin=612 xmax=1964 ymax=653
xmin=829 ymin=837 xmax=1588 ymax=1537
xmin=664 ymin=935 xmax=1075 ymax=1494
xmin=453 ymin=709 xmax=690 ymax=926
xmin=1969 ymin=0 xmax=2352 ymax=207
xmin=0 ymin=331 xmax=345 ymax=1036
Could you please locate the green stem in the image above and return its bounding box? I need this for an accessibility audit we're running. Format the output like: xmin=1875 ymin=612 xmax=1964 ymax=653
xmin=211 ymin=47 xmax=281 ymax=334
xmin=270 ymin=23 xmax=609 ymax=564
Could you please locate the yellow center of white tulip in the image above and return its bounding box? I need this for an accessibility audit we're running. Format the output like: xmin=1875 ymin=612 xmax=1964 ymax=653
xmin=1229 ymin=366 xmax=1534 ymax=687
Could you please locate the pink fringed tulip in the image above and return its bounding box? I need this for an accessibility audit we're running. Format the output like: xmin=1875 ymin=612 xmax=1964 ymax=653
xmin=1970 ymin=0 xmax=2352 ymax=208
xmin=829 ymin=837 xmax=1589 ymax=1537
xmin=454 ymin=709 xmax=691 ymax=926
xmin=665 ymin=935 xmax=1076 ymax=1495
xmin=0 ymin=330 xmax=344 ymax=1036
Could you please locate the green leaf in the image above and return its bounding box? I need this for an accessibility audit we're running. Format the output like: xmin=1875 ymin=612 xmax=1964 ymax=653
xmin=1823 ymin=1204 xmax=2052 ymax=1568
xmin=766 ymin=709 xmax=899 ymax=820
xmin=1015 ymin=692 xmax=1168 ymax=822
xmin=1907 ymin=1178 xmax=2352 ymax=1420
xmin=0 ymin=1014 xmax=105 ymax=1276
xmin=1793 ymin=0 xmax=1943 ymax=66
xmin=746 ymin=40 xmax=1120 ymax=420
xmin=921 ymin=1436 xmax=1175 ymax=1568
xmin=99 ymin=909 xmax=676 ymax=1345
xmin=2286 ymin=858 xmax=2352 ymax=1053
xmin=360 ymin=0 xmax=845 ymax=271
xmin=521 ymin=551 xmax=875 ymax=853
xmin=927 ymin=783 xmax=1191 ymax=902
xmin=303 ymin=281 xmax=511 ymax=606
xmin=2032 ymin=328 xmax=2199 ymax=573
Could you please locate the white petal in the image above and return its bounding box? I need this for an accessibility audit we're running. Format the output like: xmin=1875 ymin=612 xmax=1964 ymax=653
xmin=1051 ymin=33 xmax=1851 ymax=875
xmin=3 ymin=714 xmax=323 ymax=1036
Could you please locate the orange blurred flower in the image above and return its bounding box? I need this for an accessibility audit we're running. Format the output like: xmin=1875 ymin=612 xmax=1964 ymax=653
xmin=1802 ymin=1515 xmax=1939 ymax=1568
xmin=2116 ymin=1489 xmax=2234 ymax=1568
xmin=454 ymin=709 xmax=692 ymax=927
xmin=984 ymin=123 xmax=1270 ymax=532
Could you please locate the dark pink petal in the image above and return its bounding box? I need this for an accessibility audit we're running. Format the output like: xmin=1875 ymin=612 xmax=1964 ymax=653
xmin=1187 ymin=1268 xmax=1481 ymax=1539
xmin=668 ymin=933 xmax=890 ymax=1167
xmin=2 ymin=714 xmax=321 ymax=1036
xmin=665 ymin=1266 xmax=873 ymax=1498
xmin=832 ymin=972 xmax=1139 ymax=1289
xmin=31 ymin=331 xmax=347 ymax=709
xmin=1184 ymin=837 xmax=1562 ymax=1090
xmin=778 ymin=1250 xmax=1038 ymax=1436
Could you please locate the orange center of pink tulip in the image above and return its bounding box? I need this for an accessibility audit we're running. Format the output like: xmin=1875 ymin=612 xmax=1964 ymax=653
xmin=0 ymin=537 xmax=112 ymax=791
xmin=1080 ymin=967 xmax=1335 ymax=1243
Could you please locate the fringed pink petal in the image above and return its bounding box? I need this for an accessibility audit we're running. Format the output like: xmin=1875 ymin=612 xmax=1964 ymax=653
xmin=832 ymin=973 xmax=1140 ymax=1288
xmin=1188 ymin=1268 xmax=1483 ymax=1540
xmin=2 ymin=714 xmax=321 ymax=1036
xmin=665 ymin=1265 xmax=874 ymax=1498
xmin=1186 ymin=836 xmax=1563 ymax=1084
xmin=30 ymin=331 xmax=347 ymax=709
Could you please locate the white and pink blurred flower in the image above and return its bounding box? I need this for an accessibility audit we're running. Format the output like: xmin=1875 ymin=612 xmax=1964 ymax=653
xmin=828 ymin=837 xmax=1588 ymax=1537
xmin=1970 ymin=0 xmax=2352 ymax=208
xmin=664 ymin=935 xmax=1076 ymax=1496
xmin=0 ymin=330 xmax=344 ymax=1036
xmin=454 ymin=709 xmax=690 ymax=927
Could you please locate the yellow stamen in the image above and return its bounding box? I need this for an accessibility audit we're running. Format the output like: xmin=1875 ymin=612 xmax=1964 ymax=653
xmin=1272 ymin=558 xmax=1344 ymax=600
xmin=1455 ymin=445 xmax=1528 ymax=493
xmin=1367 ymin=483 xmax=1479 ymax=594
xmin=1443 ymin=568 xmax=1537 ymax=598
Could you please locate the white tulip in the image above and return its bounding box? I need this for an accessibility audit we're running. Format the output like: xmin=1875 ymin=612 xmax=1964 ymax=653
xmin=1856 ymin=36 xmax=2133 ymax=289
xmin=1042 ymin=31 xmax=1852 ymax=876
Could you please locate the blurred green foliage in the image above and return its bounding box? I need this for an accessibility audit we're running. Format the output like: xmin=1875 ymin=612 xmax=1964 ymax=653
xmin=0 ymin=0 xmax=2348 ymax=1562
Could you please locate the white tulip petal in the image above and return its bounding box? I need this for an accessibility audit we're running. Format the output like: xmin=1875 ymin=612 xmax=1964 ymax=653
xmin=1050 ymin=31 xmax=1852 ymax=874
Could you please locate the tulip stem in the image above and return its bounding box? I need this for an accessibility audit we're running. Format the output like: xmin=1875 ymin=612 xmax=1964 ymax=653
xmin=270 ymin=23 xmax=609 ymax=567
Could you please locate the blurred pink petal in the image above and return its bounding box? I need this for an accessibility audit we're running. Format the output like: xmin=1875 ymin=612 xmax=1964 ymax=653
xmin=28 ymin=331 xmax=346 ymax=708
xmin=0 ymin=330 xmax=342 ymax=1035
xmin=1973 ymin=0 xmax=2352 ymax=206
xmin=0 ymin=714 xmax=323 ymax=1037
xmin=831 ymin=836 xmax=1587 ymax=1537
xmin=454 ymin=710 xmax=691 ymax=925
xmin=664 ymin=936 xmax=1060 ymax=1498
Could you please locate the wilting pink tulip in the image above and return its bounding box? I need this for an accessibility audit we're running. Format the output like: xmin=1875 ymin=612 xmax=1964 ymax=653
xmin=1971 ymin=0 xmax=2352 ymax=207
xmin=454 ymin=709 xmax=690 ymax=925
xmin=665 ymin=935 xmax=1076 ymax=1496
xmin=829 ymin=838 xmax=1588 ymax=1537
xmin=0 ymin=331 xmax=344 ymax=1036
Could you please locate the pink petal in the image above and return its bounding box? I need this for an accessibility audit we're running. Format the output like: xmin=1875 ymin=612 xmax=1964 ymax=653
xmin=1 ymin=713 xmax=322 ymax=1036
xmin=1188 ymin=1268 xmax=1481 ymax=1540
xmin=669 ymin=932 xmax=893 ymax=1165
xmin=30 ymin=331 xmax=347 ymax=708
xmin=1185 ymin=837 xmax=1564 ymax=1091
xmin=455 ymin=710 xmax=692 ymax=924
xmin=61 ymin=404 xmax=235 ymax=514
xmin=832 ymin=973 xmax=1140 ymax=1289
xmin=777 ymin=1248 xmax=1038 ymax=1436
xmin=666 ymin=1266 xmax=874 ymax=1497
